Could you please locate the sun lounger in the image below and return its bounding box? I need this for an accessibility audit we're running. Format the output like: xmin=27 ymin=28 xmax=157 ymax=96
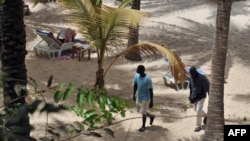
xmin=163 ymin=72 xmax=189 ymax=91
xmin=162 ymin=57 xmax=189 ymax=91
xmin=33 ymin=29 xmax=74 ymax=60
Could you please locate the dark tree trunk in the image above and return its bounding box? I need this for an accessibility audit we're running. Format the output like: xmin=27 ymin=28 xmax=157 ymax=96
xmin=0 ymin=0 xmax=31 ymax=140
xmin=94 ymin=68 xmax=104 ymax=90
xmin=125 ymin=0 xmax=142 ymax=61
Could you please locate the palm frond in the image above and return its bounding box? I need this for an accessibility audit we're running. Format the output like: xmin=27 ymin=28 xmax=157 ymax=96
xmin=118 ymin=0 xmax=133 ymax=8
xmin=104 ymin=43 xmax=187 ymax=83
xmin=59 ymin=0 xmax=147 ymax=48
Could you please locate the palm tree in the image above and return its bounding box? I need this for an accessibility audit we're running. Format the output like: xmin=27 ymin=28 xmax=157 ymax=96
xmin=125 ymin=0 xmax=142 ymax=61
xmin=0 ymin=0 xmax=31 ymax=140
xmin=60 ymin=0 xmax=187 ymax=90
xmin=60 ymin=0 xmax=142 ymax=89
xmin=203 ymin=0 xmax=233 ymax=140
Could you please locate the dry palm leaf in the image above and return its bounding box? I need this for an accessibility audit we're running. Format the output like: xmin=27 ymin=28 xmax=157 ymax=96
xmin=105 ymin=42 xmax=187 ymax=83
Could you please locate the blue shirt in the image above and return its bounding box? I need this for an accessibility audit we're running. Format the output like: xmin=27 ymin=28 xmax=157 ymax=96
xmin=133 ymin=73 xmax=153 ymax=101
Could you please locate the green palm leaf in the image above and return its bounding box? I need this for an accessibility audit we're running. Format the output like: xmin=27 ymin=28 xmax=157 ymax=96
xmin=60 ymin=0 xmax=147 ymax=63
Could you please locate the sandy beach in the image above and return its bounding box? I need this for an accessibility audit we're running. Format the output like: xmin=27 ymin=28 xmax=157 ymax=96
xmin=13 ymin=0 xmax=250 ymax=140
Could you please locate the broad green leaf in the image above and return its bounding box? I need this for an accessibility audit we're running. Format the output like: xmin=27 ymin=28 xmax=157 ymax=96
xmin=115 ymin=98 xmax=122 ymax=110
xmin=84 ymin=109 xmax=96 ymax=118
xmin=87 ymin=92 xmax=94 ymax=106
xmin=54 ymin=91 xmax=63 ymax=103
xmin=47 ymin=75 xmax=53 ymax=88
xmin=85 ymin=114 xmax=99 ymax=122
xmin=77 ymin=92 xmax=85 ymax=108
xmin=103 ymin=111 xmax=113 ymax=124
xmin=98 ymin=96 xmax=106 ymax=110
xmin=63 ymin=83 xmax=76 ymax=100
xmin=106 ymin=97 xmax=112 ymax=104
xmin=63 ymin=88 xmax=73 ymax=100
xmin=106 ymin=98 xmax=114 ymax=110
xmin=103 ymin=128 xmax=115 ymax=138
xmin=71 ymin=106 xmax=83 ymax=117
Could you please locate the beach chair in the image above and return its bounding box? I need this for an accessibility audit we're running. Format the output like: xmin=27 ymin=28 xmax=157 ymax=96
xmin=162 ymin=58 xmax=190 ymax=91
xmin=33 ymin=29 xmax=74 ymax=60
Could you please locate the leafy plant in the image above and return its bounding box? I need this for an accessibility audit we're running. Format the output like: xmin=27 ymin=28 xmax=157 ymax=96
xmin=36 ymin=77 xmax=132 ymax=140
xmin=0 ymin=75 xmax=131 ymax=140
xmin=53 ymin=83 xmax=131 ymax=128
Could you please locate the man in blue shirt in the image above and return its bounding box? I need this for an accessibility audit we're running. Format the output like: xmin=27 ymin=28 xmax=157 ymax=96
xmin=189 ymin=66 xmax=210 ymax=132
xmin=133 ymin=65 xmax=155 ymax=132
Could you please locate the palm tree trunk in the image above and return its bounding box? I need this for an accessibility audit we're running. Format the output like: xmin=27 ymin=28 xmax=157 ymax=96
xmin=94 ymin=68 xmax=104 ymax=90
xmin=203 ymin=1 xmax=232 ymax=141
xmin=125 ymin=0 xmax=142 ymax=61
xmin=91 ymin=0 xmax=105 ymax=90
xmin=0 ymin=0 xmax=31 ymax=140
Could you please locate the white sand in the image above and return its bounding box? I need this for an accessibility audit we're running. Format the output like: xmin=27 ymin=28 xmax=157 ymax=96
xmin=19 ymin=0 xmax=250 ymax=140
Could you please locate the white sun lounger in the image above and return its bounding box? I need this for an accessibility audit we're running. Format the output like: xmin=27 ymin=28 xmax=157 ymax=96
xmin=33 ymin=29 xmax=74 ymax=60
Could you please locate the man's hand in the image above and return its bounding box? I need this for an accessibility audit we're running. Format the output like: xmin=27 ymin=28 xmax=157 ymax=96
xmin=132 ymin=95 xmax=136 ymax=101
xmin=149 ymin=101 xmax=153 ymax=108
xmin=189 ymin=97 xmax=195 ymax=104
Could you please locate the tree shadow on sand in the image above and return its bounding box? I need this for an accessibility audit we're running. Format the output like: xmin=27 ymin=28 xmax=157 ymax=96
xmin=24 ymin=3 xmax=68 ymax=42
xmin=140 ymin=0 xmax=250 ymax=67
xmin=232 ymin=93 xmax=250 ymax=104
xmin=141 ymin=0 xmax=205 ymax=17
xmin=140 ymin=18 xmax=214 ymax=66
xmin=140 ymin=11 xmax=250 ymax=75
